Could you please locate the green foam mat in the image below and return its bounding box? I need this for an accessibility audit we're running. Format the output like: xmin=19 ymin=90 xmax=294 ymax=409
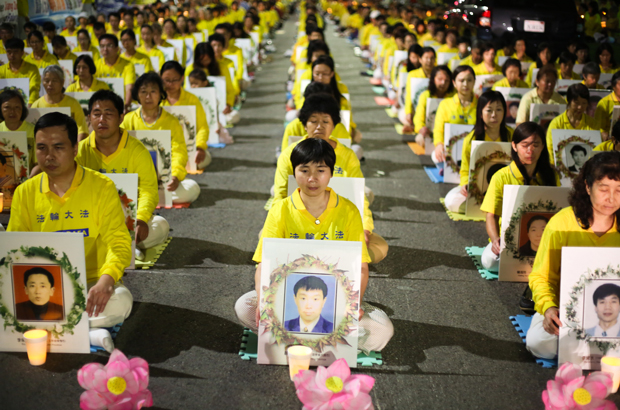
xmin=439 ymin=198 xmax=485 ymax=222
xmin=238 ymin=328 xmax=383 ymax=366
xmin=134 ymin=237 xmax=172 ymax=270
xmin=465 ymin=246 xmax=499 ymax=280
xmin=384 ymin=107 xmax=398 ymax=118
xmin=264 ymin=196 xmax=274 ymax=211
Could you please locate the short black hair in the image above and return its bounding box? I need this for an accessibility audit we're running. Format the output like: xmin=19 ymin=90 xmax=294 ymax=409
xmin=188 ymin=69 xmax=208 ymax=83
xmin=502 ymin=58 xmax=522 ymax=77
xmin=93 ymin=22 xmax=106 ymax=32
xmin=28 ymin=30 xmax=44 ymax=43
xmin=421 ymin=46 xmax=436 ymax=58
xmin=559 ymin=51 xmax=577 ymax=65
xmin=89 ymin=90 xmax=124 ymax=116
xmin=77 ymin=28 xmax=91 ymax=39
xmin=0 ymin=89 xmax=28 ymax=121
xmin=98 ymin=34 xmax=119 ymax=48
xmin=51 ymin=35 xmax=68 ymax=48
xmin=160 ymin=60 xmax=184 ymax=77
xmin=4 ymin=38 xmax=24 ymax=51
xmin=23 ymin=267 xmax=55 ymax=287
xmin=209 ymin=33 xmax=226 ymax=47
xmin=299 ymin=93 xmax=341 ymax=126
xmin=593 ymin=283 xmax=620 ymax=305
xmin=121 ymin=29 xmax=136 ymax=41
xmin=526 ymin=215 xmax=549 ymax=231
xmin=291 ymin=138 xmax=336 ymax=176
xmin=42 ymin=22 xmax=56 ymax=32
xmin=74 ymin=54 xmax=96 ymax=76
xmin=566 ymin=83 xmax=589 ymax=104
xmin=35 ymin=113 xmax=78 ymax=147
xmin=293 ymin=275 xmax=328 ymax=298
xmin=303 ymin=82 xmax=332 ymax=99
xmin=215 ymin=22 xmax=232 ymax=33
xmin=582 ymin=61 xmax=601 ymax=77
xmin=132 ymin=72 xmax=167 ymax=103
xmin=570 ymin=144 xmax=588 ymax=156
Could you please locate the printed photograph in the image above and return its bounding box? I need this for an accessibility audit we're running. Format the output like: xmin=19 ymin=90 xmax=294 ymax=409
xmin=283 ymin=273 xmax=337 ymax=335
xmin=518 ymin=212 xmax=553 ymax=257
xmin=12 ymin=264 xmax=64 ymax=322
xmin=583 ymin=281 xmax=620 ymax=338
xmin=565 ymin=143 xmax=591 ymax=173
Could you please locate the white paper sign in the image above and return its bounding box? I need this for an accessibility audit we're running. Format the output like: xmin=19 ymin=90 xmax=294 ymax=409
xmin=26 ymin=107 xmax=71 ymax=124
xmin=96 ymin=77 xmax=125 ymax=102
xmin=163 ymin=105 xmax=197 ymax=172
xmin=551 ymin=129 xmax=602 ymax=187
xmin=106 ymin=174 xmax=139 ymax=269
xmin=128 ymin=130 xmax=173 ymax=208
xmin=556 ymin=79 xmax=582 ymax=93
xmin=340 ymin=110 xmax=351 ymax=133
xmin=186 ymin=86 xmax=219 ymax=146
xmin=437 ymin=52 xmax=457 ymax=65
xmin=207 ymin=76 xmax=227 ymax=126
xmin=474 ymin=74 xmax=504 ymax=97
xmin=443 ymin=123 xmax=474 ymax=184
xmin=0 ymin=78 xmax=29 ymax=103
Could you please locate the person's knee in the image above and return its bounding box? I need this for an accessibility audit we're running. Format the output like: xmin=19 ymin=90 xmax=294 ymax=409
xmin=141 ymin=215 xmax=169 ymax=249
xmin=526 ymin=333 xmax=558 ymax=359
xmin=197 ymin=149 xmax=212 ymax=169
xmin=174 ymin=179 xmax=200 ymax=203
xmin=480 ymin=243 xmax=499 ymax=271
xmin=445 ymin=187 xmax=466 ymax=213
xmin=368 ymin=233 xmax=388 ymax=264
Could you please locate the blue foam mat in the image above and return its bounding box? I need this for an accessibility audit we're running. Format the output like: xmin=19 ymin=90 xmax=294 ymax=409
xmin=510 ymin=315 xmax=557 ymax=368
xmin=90 ymin=323 xmax=123 ymax=353
xmin=465 ymin=246 xmax=499 ymax=280
xmin=208 ymin=143 xmax=227 ymax=149
xmin=424 ymin=166 xmax=443 ymax=183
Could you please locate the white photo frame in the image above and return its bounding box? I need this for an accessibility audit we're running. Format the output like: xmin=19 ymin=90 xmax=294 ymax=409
xmin=551 ymin=129 xmax=602 ymax=187
xmin=106 ymin=173 xmax=139 ymax=269
xmin=207 ymin=76 xmax=228 ymax=126
xmin=530 ymin=103 xmax=566 ymax=133
xmin=96 ymin=77 xmax=125 ymax=102
xmin=495 ymin=87 xmax=531 ymax=126
xmin=473 ymin=74 xmax=504 ymax=97
xmin=128 ymin=130 xmax=173 ymax=208
xmin=186 ymin=87 xmax=220 ymax=146
xmin=162 ymin=106 xmax=197 ymax=173
xmin=443 ymin=123 xmax=474 ymax=184
xmin=0 ymin=78 xmax=29 ymax=102
xmin=409 ymin=77 xmax=429 ymax=113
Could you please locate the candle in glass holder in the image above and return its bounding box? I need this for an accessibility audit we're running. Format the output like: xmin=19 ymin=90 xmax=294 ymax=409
xmin=24 ymin=329 xmax=48 ymax=366
xmin=287 ymin=345 xmax=312 ymax=381
xmin=601 ymin=356 xmax=620 ymax=393
xmin=0 ymin=193 xmax=4 ymax=210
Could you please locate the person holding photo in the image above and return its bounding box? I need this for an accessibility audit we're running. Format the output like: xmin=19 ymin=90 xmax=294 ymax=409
xmin=518 ymin=215 xmax=549 ymax=257
xmin=524 ymin=42 xmax=554 ymax=87
xmin=403 ymin=47 xmax=437 ymax=125
xmin=516 ymin=66 xmax=566 ymax=126
xmin=585 ymin=284 xmax=620 ymax=337
xmin=444 ymin=90 xmax=513 ymax=213
xmin=527 ymin=151 xmax=620 ymax=359
xmin=234 ymin=138 xmax=393 ymax=353
xmin=473 ymin=42 xmax=502 ymax=76
xmin=491 ymin=58 xmax=529 ymax=89
xmin=594 ymin=71 xmax=620 ymax=135
xmin=595 ymin=121 xmax=620 ymax=152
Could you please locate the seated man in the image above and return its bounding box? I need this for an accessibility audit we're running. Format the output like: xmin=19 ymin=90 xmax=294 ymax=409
xmin=285 ymin=276 xmax=334 ymax=334
xmin=585 ymin=283 xmax=620 ymax=337
xmin=235 ymin=138 xmax=393 ymax=353
xmin=15 ymin=267 xmax=63 ymax=321
xmin=8 ymin=113 xmax=132 ymax=352
xmin=76 ymin=90 xmax=170 ymax=260
xmin=0 ymin=38 xmax=41 ymax=105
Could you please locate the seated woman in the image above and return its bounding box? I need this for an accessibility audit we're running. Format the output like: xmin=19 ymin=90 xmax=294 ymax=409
xmin=160 ymin=61 xmax=212 ymax=169
xmin=402 ymin=46 xmax=436 ymax=127
xmin=121 ymin=72 xmax=200 ymax=204
xmin=32 ymin=65 xmax=88 ymax=141
xmin=66 ymin=55 xmax=110 ymax=92
xmin=138 ymin=24 xmax=167 ymax=71
xmin=445 ymin=90 xmax=514 ymax=213
xmin=289 ymin=39 xmax=331 ymax=115
xmin=516 ymin=66 xmax=566 ymax=125
xmin=595 ymin=121 xmax=620 ymax=152
xmin=24 ymin=30 xmax=58 ymax=69
xmin=480 ymin=122 xmax=559 ymax=273
xmin=473 ymin=41 xmax=502 ymax=76
xmin=411 ymin=65 xmax=455 ymax=146
xmin=526 ymin=151 xmax=620 ymax=359
xmin=275 ymin=94 xmax=386 ymax=262
xmin=234 ymin=138 xmax=393 ymax=353
xmin=525 ymin=42 xmax=554 ymax=87
xmin=209 ymin=33 xmax=241 ymax=124
xmin=73 ymin=29 xmax=101 ymax=61
xmin=595 ymin=71 xmax=620 ymax=135
xmin=596 ymin=43 xmax=619 ymax=74
xmin=0 ymin=89 xmax=36 ymax=172
xmin=546 ymin=83 xmax=599 ymax=162
xmin=51 ymin=36 xmax=78 ymax=64
xmin=492 ymin=58 xmax=529 ymax=89
xmin=432 ymin=65 xmax=477 ymax=167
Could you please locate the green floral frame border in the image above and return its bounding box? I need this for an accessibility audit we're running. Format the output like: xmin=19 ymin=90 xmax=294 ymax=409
xmin=0 ymin=246 xmax=86 ymax=338
xmin=140 ymin=138 xmax=172 ymax=184
xmin=118 ymin=188 xmax=137 ymax=241
xmin=171 ymin=113 xmax=196 ymax=142
xmin=260 ymin=255 xmax=359 ymax=352
xmin=554 ymin=135 xmax=595 ymax=179
xmin=445 ymin=131 xmax=470 ymax=173
xmin=467 ymin=150 xmax=511 ymax=205
xmin=564 ymin=266 xmax=620 ymax=355
xmin=532 ymin=111 xmax=562 ymax=124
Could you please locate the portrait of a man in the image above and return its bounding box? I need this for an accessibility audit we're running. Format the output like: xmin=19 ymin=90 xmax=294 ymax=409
xmin=14 ymin=267 xmax=64 ymax=321
xmin=284 ymin=276 xmax=334 ymax=334
xmin=0 ymin=150 xmax=15 ymax=188
xmin=568 ymin=144 xmax=588 ymax=173
xmin=585 ymin=283 xmax=620 ymax=337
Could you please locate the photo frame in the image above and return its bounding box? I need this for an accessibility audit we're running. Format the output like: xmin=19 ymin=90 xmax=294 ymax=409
xmin=96 ymin=77 xmax=125 ymax=102
xmin=127 ymin=130 xmax=172 ymax=208
xmin=473 ymin=74 xmax=504 ymax=97
xmin=610 ymin=106 xmax=620 ymax=135
xmin=409 ymin=78 xmax=429 ymax=113
xmin=26 ymin=107 xmax=72 ymax=124
xmin=287 ymin=176 xmax=365 ymax=219
xmin=186 ymin=87 xmax=220 ymax=146
xmin=396 ymin=70 xmax=408 ymax=107
xmin=65 ymin=91 xmax=94 ymax=115
xmin=464 ymin=140 xmax=512 ymax=219
xmin=258 ymin=238 xmax=362 ymax=368
xmin=498 ymin=185 xmax=571 ymax=282
xmin=529 ymin=103 xmax=566 ymax=133
xmin=573 ymin=64 xmax=584 ymax=75
xmin=599 ymin=73 xmax=613 ymax=89
xmin=105 ymin=174 xmax=139 ymax=270
xmin=443 ymin=123 xmax=474 ymax=184
xmin=162 ymin=105 xmax=197 ymax=173
xmin=157 ymin=46 xmax=176 ymax=64
xmin=555 ymin=79 xmax=581 ymax=94
xmin=559 ymin=247 xmax=620 ymax=370
xmin=166 ymin=39 xmax=185 ymax=65
xmin=207 ymin=76 xmax=228 ymax=126
xmin=495 ymin=87 xmax=531 ymax=126
xmin=0 ymin=78 xmax=29 ymax=102
xmin=437 ymin=52 xmax=457 ymax=65
xmin=0 ymin=131 xmax=29 ymax=211
xmin=551 ymin=129 xmax=602 ymax=187
xmin=423 ymin=97 xmax=443 ymax=155
xmin=0 ymin=232 xmax=89 ymax=353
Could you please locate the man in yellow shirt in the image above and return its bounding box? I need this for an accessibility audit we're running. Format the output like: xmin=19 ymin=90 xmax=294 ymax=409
xmin=120 ymin=29 xmax=155 ymax=73
xmin=8 ymin=113 xmax=133 ymax=353
xmin=60 ymin=16 xmax=78 ymax=37
xmin=0 ymin=39 xmax=41 ymax=105
xmin=107 ymin=12 xmax=123 ymax=39
xmin=234 ymin=138 xmax=393 ymax=353
xmin=96 ymin=34 xmax=136 ymax=111
xmin=77 ymin=90 xmax=169 ymax=260
xmin=516 ymin=67 xmax=566 ymax=125
xmin=595 ymin=71 xmax=620 ymax=133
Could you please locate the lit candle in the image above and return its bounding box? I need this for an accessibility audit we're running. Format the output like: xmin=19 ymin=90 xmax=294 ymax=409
xmin=24 ymin=329 xmax=48 ymax=366
xmin=287 ymin=345 xmax=312 ymax=381
xmin=601 ymin=356 xmax=620 ymax=393
xmin=0 ymin=193 xmax=4 ymax=210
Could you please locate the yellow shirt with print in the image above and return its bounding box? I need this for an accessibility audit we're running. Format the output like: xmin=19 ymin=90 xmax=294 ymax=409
xmin=32 ymin=95 xmax=89 ymax=136
xmin=122 ymin=50 xmax=155 ymax=73
xmin=161 ymin=88 xmax=210 ymax=151
xmin=7 ymin=165 xmax=131 ymax=283
xmin=529 ymin=206 xmax=620 ymax=315
xmin=96 ymin=56 xmax=136 ymax=86
xmin=545 ymin=111 xmax=599 ymax=163
xmin=66 ymin=78 xmax=110 ymax=93
xmin=24 ymin=51 xmax=59 ymax=69
xmin=77 ymin=129 xmax=159 ymax=223
xmin=254 ymin=187 xmax=371 ymax=263
xmin=459 ymin=127 xmax=514 ymax=186
xmin=72 ymin=45 xmax=101 ymax=61
xmin=404 ymin=67 xmax=430 ymax=115
xmin=491 ymin=77 xmax=529 ymax=90
xmin=595 ymin=92 xmax=620 ymax=133
xmin=0 ymin=120 xmax=36 ymax=168
xmin=282 ymin=121 xmax=350 ymax=153
xmin=121 ymin=107 xmax=188 ymax=181
xmin=433 ymin=94 xmax=479 ymax=145
xmin=0 ymin=61 xmax=41 ymax=104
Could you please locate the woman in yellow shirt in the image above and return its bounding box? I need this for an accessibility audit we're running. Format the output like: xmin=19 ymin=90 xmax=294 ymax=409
xmin=73 ymin=29 xmax=101 ymax=61
xmin=24 ymin=31 xmax=59 ymax=69
xmin=491 ymin=58 xmax=529 ymax=89
xmin=479 ymin=122 xmax=559 ymax=273
xmin=51 ymin=36 xmax=78 ymax=64
xmin=66 ymin=55 xmax=110 ymax=93
xmin=557 ymin=51 xmax=580 ymax=80
xmin=597 ymin=43 xmax=619 ymax=74
xmin=527 ymin=151 xmax=620 ymax=359
xmin=139 ymin=25 xmax=166 ymax=70
xmin=412 ymin=65 xmax=454 ymax=146
xmin=525 ymin=42 xmax=553 ymax=87
xmin=473 ymin=42 xmax=502 ymax=76
xmin=445 ymin=90 xmax=514 ymax=213
xmin=595 ymin=122 xmax=620 ymax=152
xmin=234 ymin=137 xmax=393 ymax=353
xmin=32 ymin=65 xmax=88 ymax=141
xmin=403 ymin=46 xmax=436 ymax=124
xmin=0 ymin=89 xmax=36 ymax=171
xmin=121 ymin=72 xmax=199 ymax=204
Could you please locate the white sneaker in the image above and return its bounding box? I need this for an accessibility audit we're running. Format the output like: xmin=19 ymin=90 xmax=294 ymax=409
xmin=135 ymin=247 xmax=145 ymax=261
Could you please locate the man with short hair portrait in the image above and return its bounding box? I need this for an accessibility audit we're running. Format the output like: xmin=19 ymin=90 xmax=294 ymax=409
xmin=585 ymin=283 xmax=620 ymax=337
xmin=15 ymin=267 xmax=63 ymax=321
xmin=285 ymin=276 xmax=334 ymax=334
xmin=568 ymin=145 xmax=588 ymax=172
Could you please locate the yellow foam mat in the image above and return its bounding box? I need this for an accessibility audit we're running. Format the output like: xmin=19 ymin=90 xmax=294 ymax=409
xmin=134 ymin=237 xmax=172 ymax=270
xmin=407 ymin=141 xmax=425 ymax=155
xmin=439 ymin=198 xmax=485 ymax=222
xmin=394 ymin=124 xmax=415 ymax=136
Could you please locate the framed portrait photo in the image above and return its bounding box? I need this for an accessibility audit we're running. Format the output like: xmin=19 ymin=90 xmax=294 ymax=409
xmin=495 ymin=87 xmax=531 ymax=127
xmin=128 ymin=130 xmax=173 ymax=208
xmin=162 ymin=105 xmax=197 ymax=173
xmin=551 ymin=129 xmax=602 ymax=187
xmin=530 ymin=104 xmax=566 ymax=133
xmin=0 ymin=131 xmax=29 ymax=211
xmin=473 ymin=74 xmax=504 ymax=97
xmin=443 ymin=123 xmax=474 ymax=184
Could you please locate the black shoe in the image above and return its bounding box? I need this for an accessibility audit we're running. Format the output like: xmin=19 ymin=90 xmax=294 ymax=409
xmin=519 ymin=285 xmax=536 ymax=315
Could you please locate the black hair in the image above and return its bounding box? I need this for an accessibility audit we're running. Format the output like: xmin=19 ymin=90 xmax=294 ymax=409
xmin=502 ymin=58 xmax=522 ymax=77
xmin=141 ymin=23 xmax=153 ymax=33
xmin=428 ymin=65 xmax=454 ymax=97
xmin=570 ymin=144 xmax=588 ymax=156
xmin=480 ymin=41 xmax=496 ymax=55
xmin=0 ymin=89 xmax=28 ymax=121
xmin=303 ymin=82 xmax=333 ymax=99
xmin=299 ymin=93 xmax=341 ymax=127
xmin=77 ymin=28 xmax=91 ymax=40
xmin=474 ymin=90 xmax=509 ymax=142
xmin=93 ymin=22 xmax=106 ymax=32
xmin=215 ymin=22 xmax=232 ymax=33
xmin=0 ymin=23 xmax=14 ymax=33
xmin=208 ymin=33 xmax=226 ymax=47
xmin=452 ymin=65 xmax=476 ymax=82
xmin=511 ymin=122 xmax=557 ymax=186
xmin=74 ymin=54 xmax=96 ymax=76
xmin=99 ymin=33 xmax=119 ymax=48
xmin=34 ymin=112 xmax=78 ymax=147
xmin=593 ymin=283 xmax=620 ymax=305
xmin=559 ymin=51 xmax=577 ymax=65
xmin=28 ymin=30 xmax=44 ymax=43
xmin=194 ymin=42 xmax=220 ymax=75
xmin=406 ymin=44 xmax=423 ymax=72
xmin=42 ymin=22 xmax=56 ymax=32
xmin=526 ymin=215 xmax=549 ymax=231
xmin=88 ymin=90 xmax=124 ymax=116
xmin=575 ymin=42 xmax=590 ymax=63
xmin=121 ymin=29 xmax=136 ymax=41
xmin=596 ymin=43 xmax=617 ymax=69
xmin=23 ymin=267 xmax=54 ymax=288
xmin=537 ymin=65 xmax=558 ymax=82
xmin=109 ymin=12 xmax=121 ymax=21
xmin=132 ymin=72 xmax=167 ymax=103
xmin=51 ymin=36 xmax=67 ymax=48
xmin=457 ymin=36 xmax=471 ymax=46
xmin=535 ymin=42 xmax=552 ymax=68
xmin=486 ymin=163 xmax=508 ymax=184
xmin=24 ymin=22 xmax=37 ymax=32
xmin=612 ymin=120 xmax=620 ymax=146
xmin=188 ymin=69 xmax=209 ymax=84
xmin=311 ymin=55 xmax=343 ymax=104
xmin=4 ymin=38 xmax=24 ymax=51
xmin=232 ymin=22 xmax=250 ymax=39
xmin=306 ymin=40 xmax=330 ymax=66
xmin=421 ymin=46 xmax=436 ymax=58
xmin=160 ymin=60 xmax=184 ymax=77
xmin=566 ymin=83 xmax=590 ymax=104
xmin=291 ymin=138 xmax=336 ymax=176
xmin=582 ymin=61 xmax=601 ymax=77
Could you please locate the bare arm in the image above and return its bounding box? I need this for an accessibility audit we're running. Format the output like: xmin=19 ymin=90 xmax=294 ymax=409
xmin=486 ymin=212 xmax=501 ymax=255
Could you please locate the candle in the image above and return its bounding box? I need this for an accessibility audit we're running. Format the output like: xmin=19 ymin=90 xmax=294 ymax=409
xmin=0 ymin=193 xmax=4 ymax=210
xmin=24 ymin=329 xmax=48 ymax=366
xmin=601 ymin=356 xmax=620 ymax=393
xmin=287 ymin=345 xmax=312 ymax=381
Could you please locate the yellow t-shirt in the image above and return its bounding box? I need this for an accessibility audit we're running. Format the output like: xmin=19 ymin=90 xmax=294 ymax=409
xmin=24 ymin=51 xmax=59 ymax=69
xmin=0 ymin=61 xmax=41 ymax=104
xmin=473 ymin=62 xmax=502 ymax=76
xmin=282 ymin=120 xmax=350 ymax=153
xmin=77 ymin=129 xmax=159 ymax=222
xmin=65 ymin=78 xmax=111 ymax=92
xmin=557 ymin=69 xmax=581 ymax=80
xmin=413 ymin=89 xmax=456 ymax=133
xmin=122 ymin=50 xmax=155 ymax=73
xmin=137 ymin=46 xmax=166 ymax=70
xmin=459 ymin=128 xmax=514 ymax=186
xmin=516 ymin=88 xmax=567 ymax=124
xmin=530 ymin=206 xmax=620 ymax=315
xmin=511 ymin=53 xmax=534 ymax=63
xmin=405 ymin=68 xmax=431 ymax=116
xmin=594 ymin=140 xmax=617 ymax=151
xmin=433 ymin=94 xmax=479 ymax=145
xmin=7 ymin=164 xmax=131 ymax=283
xmin=437 ymin=45 xmax=458 ymax=54
xmin=31 ymin=95 xmax=89 ymax=136
xmin=95 ymin=56 xmax=136 ymax=86
xmin=161 ymin=88 xmax=210 ymax=151
xmin=254 ymin=188 xmax=371 ymax=263
xmin=223 ymin=44 xmax=245 ymax=82
xmin=545 ymin=111 xmax=600 ymax=163
xmin=0 ymin=120 xmax=36 ymax=168
xmin=121 ymin=108 xmax=188 ymax=181
xmin=600 ymin=64 xmax=619 ymax=74
xmin=72 ymin=45 xmax=101 ymax=61
xmin=595 ymin=92 xmax=620 ymax=133
xmin=458 ymin=55 xmax=478 ymax=69
xmin=491 ymin=77 xmax=529 ymax=90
